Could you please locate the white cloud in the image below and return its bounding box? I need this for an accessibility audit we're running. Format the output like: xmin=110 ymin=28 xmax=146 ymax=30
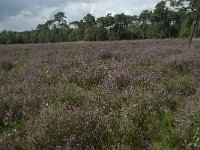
xmin=124 ymin=10 xmax=131 ymax=15
xmin=63 ymin=2 xmax=96 ymax=21
xmin=90 ymin=4 xmax=96 ymax=14
xmin=105 ymin=10 xmax=115 ymax=16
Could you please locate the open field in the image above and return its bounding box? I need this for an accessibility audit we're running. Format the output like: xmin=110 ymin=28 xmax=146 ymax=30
xmin=0 ymin=39 xmax=200 ymax=149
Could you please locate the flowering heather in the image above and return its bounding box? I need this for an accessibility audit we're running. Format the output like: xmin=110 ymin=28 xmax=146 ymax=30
xmin=0 ymin=39 xmax=200 ymax=149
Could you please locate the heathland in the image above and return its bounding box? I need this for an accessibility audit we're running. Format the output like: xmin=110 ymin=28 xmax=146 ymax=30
xmin=0 ymin=39 xmax=200 ymax=149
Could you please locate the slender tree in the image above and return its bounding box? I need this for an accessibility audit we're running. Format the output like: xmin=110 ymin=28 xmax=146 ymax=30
xmin=168 ymin=0 xmax=200 ymax=49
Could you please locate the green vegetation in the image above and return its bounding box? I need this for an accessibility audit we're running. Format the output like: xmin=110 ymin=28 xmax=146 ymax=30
xmin=0 ymin=0 xmax=200 ymax=44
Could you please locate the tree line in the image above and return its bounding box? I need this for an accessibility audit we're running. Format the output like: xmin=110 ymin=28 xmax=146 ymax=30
xmin=0 ymin=0 xmax=199 ymax=44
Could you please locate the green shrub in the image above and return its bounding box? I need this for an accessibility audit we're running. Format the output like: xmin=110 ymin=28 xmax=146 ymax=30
xmin=153 ymin=109 xmax=176 ymax=149
xmin=63 ymin=81 xmax=86 ymax=106
xmin=0 ymin=100 xmax=6 ymax=129
xmin=166 ymin=74 xmax=196 ymax=96
xmin=115 ymin=75 xmax=130 ymax=90
xmin=41 ymin=71 xmax=86 ymax=106
xmin=186 ymin=112 xmax=200 ymax=149
xmin=79 ymin=67 xmax=107 ymax=90
xmin=0 ymin=61 xmax=15 ymax=74
xmin=26 ymin=104 xmax=110 ymax=149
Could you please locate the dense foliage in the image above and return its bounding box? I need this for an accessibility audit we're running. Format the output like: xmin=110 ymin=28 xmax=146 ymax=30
xmin=0 ymin=0 xmax=200 ymax=44
xmin=0 ymin=39 xmax=200 ymax=149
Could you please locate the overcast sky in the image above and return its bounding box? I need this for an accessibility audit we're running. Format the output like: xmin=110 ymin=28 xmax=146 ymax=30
xmin=0 ymin=0 xmax=160 ymax=31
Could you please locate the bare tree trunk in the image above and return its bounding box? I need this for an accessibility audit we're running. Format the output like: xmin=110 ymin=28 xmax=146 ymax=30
xmin=140 ymin=25 xmax=143 ymax=39
xmin=188 ymin=4 xmax=200 ymax=50
xmin=194 ymin=19 xmax=199 ymax=38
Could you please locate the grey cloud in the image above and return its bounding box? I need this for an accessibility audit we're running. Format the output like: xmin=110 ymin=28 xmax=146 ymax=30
xmin=0 ymin=0 xmax=66 ymax=20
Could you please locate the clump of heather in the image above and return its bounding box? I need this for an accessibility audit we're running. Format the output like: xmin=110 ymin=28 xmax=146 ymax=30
xmin=0 ymin=39 xmax=200 ymax=149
